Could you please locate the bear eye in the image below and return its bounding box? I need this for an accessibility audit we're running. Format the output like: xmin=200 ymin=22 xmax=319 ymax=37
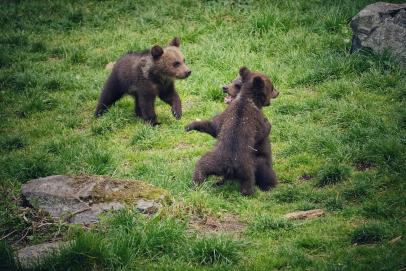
xmin=173 ymin=61 xmax=181 ymax=68
xmin=235 ymin=84 xmax=241 ymax=89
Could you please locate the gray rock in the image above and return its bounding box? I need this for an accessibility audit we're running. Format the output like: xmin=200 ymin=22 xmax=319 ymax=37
xmin=350 ymin=2 xmax=406 ymax=65
xmin=17 ymin=241 xmax=66 ymax=267
xmin=22 ymin=175 xmax=168 ymax=225
xmin=70 ymin=202 xmax=125 ymax=224
xmin=136 ymin=199 xmax=161 ymax=214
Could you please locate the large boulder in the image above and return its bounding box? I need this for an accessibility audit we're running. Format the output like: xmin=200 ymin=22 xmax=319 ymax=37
xmin=22 ymin=175 xmax=169 ymax=225
xmin=350 ymin=2 xmax=406 ymax=65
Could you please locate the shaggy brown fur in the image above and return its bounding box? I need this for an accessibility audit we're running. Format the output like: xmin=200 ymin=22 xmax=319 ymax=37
xmin=95 ymin=37 xmax=191 ymax=125
xmin=186 ymin=67 xmax=279 ymax=195
xmin=186 ymin=73 xmax=279 ymax=191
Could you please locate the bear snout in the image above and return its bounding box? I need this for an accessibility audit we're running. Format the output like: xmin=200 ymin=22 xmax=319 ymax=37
xmin=185 ymin=70 xmax=192 ymax=78
xmin=273 ymin=90 xmax=279 ymax=98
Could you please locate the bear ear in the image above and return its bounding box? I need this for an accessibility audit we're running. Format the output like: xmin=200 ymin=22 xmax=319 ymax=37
xmin=169 ymin=37 xmax=180 ymax=47
xmin=253 ymin=76 xmax=265 ymax=89
xmin=151 ymin=45 xmax=164 ymax=59
xmin=239 ymin=66 xmax=251 ymax=80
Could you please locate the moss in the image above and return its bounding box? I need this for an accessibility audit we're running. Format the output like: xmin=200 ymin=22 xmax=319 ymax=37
xmin=71 ymin=175 xmax=170 ymax=205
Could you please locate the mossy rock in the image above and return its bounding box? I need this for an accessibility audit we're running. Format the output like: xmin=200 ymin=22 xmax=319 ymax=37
xmin=22 ymin=175 xmax=170 ymax=225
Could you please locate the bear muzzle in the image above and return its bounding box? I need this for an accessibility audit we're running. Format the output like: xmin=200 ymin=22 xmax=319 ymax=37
xmin=185 ymin=70 xmax=192 ymax=78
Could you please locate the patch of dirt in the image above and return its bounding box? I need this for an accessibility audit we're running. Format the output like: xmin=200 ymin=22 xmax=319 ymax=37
xmin=188 ymin=214 xmax=246 ymax=235
xmin=355 ymin=161 xmax=374 ymax=171
xmin=299 ymin=174 xmax=313 ymax=181
xmin=176 ymin=141 xmax=190 ymax=149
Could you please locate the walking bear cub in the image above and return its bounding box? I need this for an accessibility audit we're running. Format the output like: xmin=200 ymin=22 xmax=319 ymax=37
xmin=95 ymin=37 xmax=191 ymax=125
xmin=186 ymin=67 xmax=279 ymax=195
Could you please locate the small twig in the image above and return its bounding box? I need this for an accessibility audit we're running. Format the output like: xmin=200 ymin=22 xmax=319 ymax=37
xmin=248 ymin=145 xmax=258 ymax=152
xmin=388 ymin=235 xmax=402 ymax=244
xmin=37 ymin=222 xmax=56 ymax=228
xmin=0 ymin=229 xmax=17 ymax=241
xmin=13 ymin=227 xmax=30 ymax=245
xmin=64 ymin=206 xmax=91 ymax=222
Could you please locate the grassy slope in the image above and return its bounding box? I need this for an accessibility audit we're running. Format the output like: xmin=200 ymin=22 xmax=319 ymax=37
xmin=0 ymin=0 xmax=405 ymax=270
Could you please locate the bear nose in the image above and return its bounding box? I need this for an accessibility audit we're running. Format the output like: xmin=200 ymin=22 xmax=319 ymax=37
xmin=222 ymin=86 xmax=228 ymax=93
xmin=186 ymin=70 xmax=192 ymax=77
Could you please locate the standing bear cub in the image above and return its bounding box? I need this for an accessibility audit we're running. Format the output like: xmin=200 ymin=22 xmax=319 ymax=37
xmin=95 ymin=37 xmax=191 ymax=125
xmin=187 ymin=73 xmax=279 ymax=190
xmin=186 ymin=67 xmax=278 ymax=195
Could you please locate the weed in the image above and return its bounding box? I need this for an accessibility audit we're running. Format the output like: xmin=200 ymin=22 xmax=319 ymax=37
xmin=316 ymin=163 xmax=351 ymax=187
xmin=249 ymin=216 xmax=293 ymax=233
xmin=324 ymin=196 xmax=344 ymax=211
xmin=0 ymin=135 xmax=25 ymax=152
xmin=189 ymin=235 xmax=241 ymax=265
xmin=0 ymin=241 xmax=18 ymax=271
xmin=362 ymin=200 xmax=395 ymax=219
xmin=30 ymin=41 xmax=47 ymax=53
xmin=351 ymin=223 xmax=388 ymax=245
xmin=274 ymin=185 xmax=304 ymax=203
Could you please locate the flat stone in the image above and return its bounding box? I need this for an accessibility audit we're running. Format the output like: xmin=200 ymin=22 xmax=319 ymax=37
xmin=70 ymin=202 xmax=125 ymax=224
xmin=283 ymin=209 xmax=325 ymax=220
xmin=136 ymin=199 xmax=161 ymax=214
xmin=350 ymin=2 xmax=406 ymax=65
xmin=17 ymin=241 xmax=66 ymax=267
xmin=22 ymin=175 xmax=168 ymax=225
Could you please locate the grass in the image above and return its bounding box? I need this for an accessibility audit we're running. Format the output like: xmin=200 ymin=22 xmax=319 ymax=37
xmin=0 ymin=0 xmax=405 ymax=270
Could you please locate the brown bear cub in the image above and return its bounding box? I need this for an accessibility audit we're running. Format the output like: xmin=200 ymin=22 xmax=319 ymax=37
xmin=223 ymin=76 xmax=243 ymax=104
xmin=186 ymin=67 xmax=279 ymax=195
xmin=95 ymin=37 xmax=191 ymax=125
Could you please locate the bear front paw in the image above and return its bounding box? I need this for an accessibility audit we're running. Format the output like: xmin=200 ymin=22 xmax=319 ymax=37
xmin=185 ymin=123 xmax=195 ymax=132
xmin=240 ymin=186 xmax=254 ymax=196
xmin=172 ymin=109 xmax=182 ymax=120
xmin=145 ymin=119 xmax=161 ymax=126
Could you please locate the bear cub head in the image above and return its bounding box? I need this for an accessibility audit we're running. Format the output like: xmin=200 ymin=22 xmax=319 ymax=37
xmin=150 ymin=37 xmax=191 ymax=79
xmin=237 ymin=67 xmax=279 ymax=107
xmin=222 ymin=76 xmax=243 ymax=104
xmin=222 ymin=68 xmax=279 ymax=105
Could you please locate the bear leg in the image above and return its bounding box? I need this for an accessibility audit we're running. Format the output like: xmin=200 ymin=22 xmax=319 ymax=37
xmin=255 ymin=158 xmax=277 ymax=191
xmin=95 ymin=74 xmax=125 ymax=117
xmin=159 ymin=88 xmax=182 ymax=119
xmin=134 ymin=95 xmax=142 ymax=117
xmin=185 ymin=121 xmax=217 ymax=137
xmin=238 ymin=167 xmax=256 ymax=196
xmin=193 ymin=152 xmax=222 ymax=185
xmin=138 ymin=94 xmax=159 ymax=125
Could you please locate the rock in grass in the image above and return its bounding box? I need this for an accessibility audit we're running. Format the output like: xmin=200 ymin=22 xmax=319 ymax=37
xmin=22 ymin=175 xmax=169 ymax=225
xmin=136 ymin=199 xmax=161 ymax=214
xmin=283 ymin=209 xmax=325 ymax=220
xmin=17 ymin=241 xmax=66 ymax=267
xmin=350 ymin=2 xmax=406 ymax=65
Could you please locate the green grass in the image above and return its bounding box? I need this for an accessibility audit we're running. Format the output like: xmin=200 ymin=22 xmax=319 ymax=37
xmin=1 ymin=0 xmax=405 ymax=270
